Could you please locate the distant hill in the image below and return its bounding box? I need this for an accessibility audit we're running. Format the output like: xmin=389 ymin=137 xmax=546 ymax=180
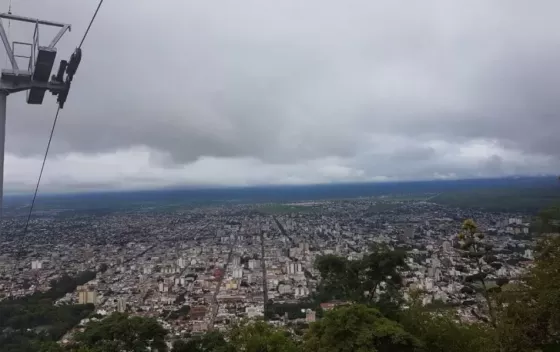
xmin=431 ymin=177 xmax=560 ymax=212
xmin=4 ymin=176 xmax=559 ymax=213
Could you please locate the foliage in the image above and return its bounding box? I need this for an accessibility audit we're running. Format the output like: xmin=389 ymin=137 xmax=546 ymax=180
xmin=303 ymin=304 xmax=422 ymax=352
xmin=314 ymin=244 xmax=407 ymax=310
xmin=167 ymin=305 xmax=190 ymax=320
xmin=72 ymin=313 xmax=167 ymax=352
xmin=228 ymin=320 xmax=299 ymax=352
xmin=171 ymin=322 xmax=297 ymax=352
xmin=171 ymin=331 xmax=231 ymax=352
xmin=399 ymin=304 xmax=497 ymax=352
xmin=489 ymin=205 xmax=560 ymax=351
xmin=37 ymin=341 xmax=66 ymax=352
xmin=47 ymin=271 xmax=97 ymax=300
xmin=528 ymin=235 xmax=560 ymax=334
xmin=98 ymin=264 xmax=108 ymax=273
xmin=495 ymin=234 xmax=560 ymax=351
xmin=458 ymin=219 xmax=498 ymax=327
xmin=0 ymin=271 xmax=97 ymax=352
xmin=265 ymin=301 xmax=321 ymax=320
xmin=314 ymin=254 xmax=349 ymax=300
xmin=534 ymin=206 xmax=560 ymax=234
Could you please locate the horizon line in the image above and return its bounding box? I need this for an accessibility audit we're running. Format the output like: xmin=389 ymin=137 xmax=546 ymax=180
xmin=4 ymin=174 xmax=556 ymax=198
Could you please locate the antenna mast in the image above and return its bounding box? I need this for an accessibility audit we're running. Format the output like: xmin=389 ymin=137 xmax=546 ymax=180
xmin=0 ymin=12 xmax=81 ymax=234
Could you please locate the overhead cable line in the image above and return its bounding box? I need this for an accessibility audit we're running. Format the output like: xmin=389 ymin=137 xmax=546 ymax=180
xmin=4 ymin=0 xmax=12 ymax=67
xmin=20 ymin=107 xmax=61 ymax=242
xmin=78 ymin=0 xmax=104 ymax=49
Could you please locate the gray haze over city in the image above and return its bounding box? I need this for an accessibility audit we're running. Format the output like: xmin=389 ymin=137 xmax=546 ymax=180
xmin=2 ymin=0 xmax=560 ymax=192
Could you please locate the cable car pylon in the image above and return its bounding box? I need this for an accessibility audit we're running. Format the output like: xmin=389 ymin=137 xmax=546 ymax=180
xmin=0 ymin=12 xmax=82 ymax=235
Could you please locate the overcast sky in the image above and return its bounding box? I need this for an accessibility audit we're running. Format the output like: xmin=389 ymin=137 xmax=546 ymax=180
xmin=2 ymin=0 xmax=560 ymax=193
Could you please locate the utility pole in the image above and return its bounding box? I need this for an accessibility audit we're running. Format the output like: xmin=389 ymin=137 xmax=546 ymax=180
xmin=0 ymin=12 xmax=80 ymax=234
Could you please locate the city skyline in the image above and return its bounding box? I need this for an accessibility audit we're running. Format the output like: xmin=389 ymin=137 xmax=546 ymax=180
xmin=0 ymin=190 xmax=540 ymax=346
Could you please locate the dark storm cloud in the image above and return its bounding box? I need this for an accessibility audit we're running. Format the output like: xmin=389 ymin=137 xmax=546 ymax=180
xmin=2 ymin=0 xmax=559 ymax=189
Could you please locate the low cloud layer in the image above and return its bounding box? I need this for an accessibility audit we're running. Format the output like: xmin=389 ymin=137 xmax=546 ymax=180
xmin=2 ymin=0 xmax=559 ymax=192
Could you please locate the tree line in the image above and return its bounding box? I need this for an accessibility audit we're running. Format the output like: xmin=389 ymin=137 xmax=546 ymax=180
xmin=0 ymin=270 xmax=97 ymax=352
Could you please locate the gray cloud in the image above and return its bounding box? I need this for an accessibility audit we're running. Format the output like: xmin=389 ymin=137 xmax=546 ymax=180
xmin=1 ymin=0 xmax=559 ymax=191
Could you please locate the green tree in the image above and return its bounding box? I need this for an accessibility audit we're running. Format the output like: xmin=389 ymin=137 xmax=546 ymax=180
xmin=172 ymin=331 xmax=232 ymax=352
xmin=489 ymin=203 xmax=560 ymax=351
xmin=303 ymin=304 xmax=422 ymax=352
xmin=314 ymin=244 xmax=407 ymax=308
xmin=458 ymin=219 xmax=498 ymax=327
xmin=528 ymin=235 xmax=560 ymax=337
xmin=314 ymin=254 xmax=349 ymax=300
xmin=98 ymin=263 xmax=109 ymax=273
xmin=0 ymin=271 xmax=97 ymax=352
xmin=496 ymin=234 xmax=560 ymax=351
xmin=534 ymin=206 xmax=560 ymax=234
xmin=37 ymin=341 xmax=66 ymax=352
xmin=73 ymin=313 xmax=167 ymax=352
xmin=170 ymin=340 xmax=191 ymax=352
xmin=399 ymin=302 xmax=497 ymax=352
xmin=228 ymin=320 xmax=299 ymax=352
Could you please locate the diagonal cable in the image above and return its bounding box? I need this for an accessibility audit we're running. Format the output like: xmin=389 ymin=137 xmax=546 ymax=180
xmin=79 ymin=0 xmax=104 ymax=49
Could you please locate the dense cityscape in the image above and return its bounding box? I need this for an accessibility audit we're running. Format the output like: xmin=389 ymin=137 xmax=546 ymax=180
xmin=0 ymin=193 xmax=541 ymax=350
xmin=2 ymin=0 xmax=560 ymax=350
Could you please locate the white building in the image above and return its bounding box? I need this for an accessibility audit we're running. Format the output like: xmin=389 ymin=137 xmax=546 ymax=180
xmin=117 ymin=298 xmax=127 ymax=313
xmin=442 ymin=241 xmax=452 ymax=253
xmin=248 ymin=259 xmax=260 ymax=270
xmin=233 ymin=268 xmax=243 ymax=279
xmin=278 ymin=284 xmax=292 ymax=294
xmin=78 ymin=289 xmax=97 ymax=305
xmin=286 ymin=262 xmax=303 ymax=275
xmin=294 ymin=286 xmax=309 ymax=298
xmin=231 ymin=256 xmax=241 ymax=267
xmin=509 ymin=218 xmax=522 ymax=225
xmin=524 ymin=249 xmax=534 ymax=260
xmin=246 ymin=306 xmax=264 ymax=318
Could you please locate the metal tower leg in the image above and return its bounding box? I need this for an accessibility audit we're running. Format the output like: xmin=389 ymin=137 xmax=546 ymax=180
xmin=0 ymin=93 xmax=6 ymax=236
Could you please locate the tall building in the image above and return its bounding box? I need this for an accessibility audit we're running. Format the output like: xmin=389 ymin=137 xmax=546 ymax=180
xmin=233 ymin=268 xmax=243 ymax=279
xmin=306 ymin=309 xmax=316 ymax=322
xmin=295 ymin=286 xmax=309 ymax=297
xmin=231 ymin=256 xmax=241 ymax=267
xmin=78 ymin=287 xmax=98 ymax=305
xmin=248 ymin=259 xmax=260 ymax=270
xmin=286 ymin=262 xmax=303 ymax=275
xmin=117 ymin=298 xmax=127 ymax=313
xmin=299 ymin=242 xmax=310 ymax=252
xmin=278 ymin=284 xmax=292 ymax=294
xmin=174 ymin=277 xmax=186 ymax=286
xmin=442 ymin=241 xmax=452 ymax=253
